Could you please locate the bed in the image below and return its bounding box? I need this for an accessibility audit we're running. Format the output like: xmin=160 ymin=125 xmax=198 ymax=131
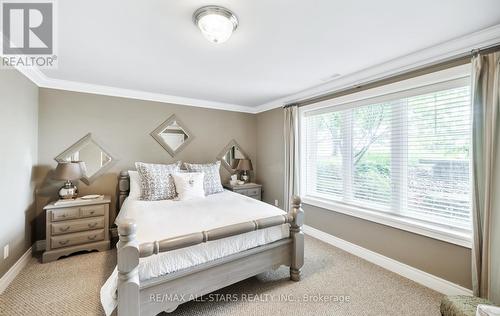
xmin=102 ymin=171 xmax=304 ymax=316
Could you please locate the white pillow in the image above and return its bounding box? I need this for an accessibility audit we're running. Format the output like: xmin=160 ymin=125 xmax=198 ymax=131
xmin=172 ymin=172 xmax=205 ymax=201
xmin=128 ymin=171 xmax=141 ymax=200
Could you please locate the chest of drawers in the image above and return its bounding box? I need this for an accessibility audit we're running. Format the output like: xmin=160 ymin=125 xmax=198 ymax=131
xmin=42 ymin=196 xmax=111 ymax=263
xmin=223 ymin=183 xmax=262 ymax=200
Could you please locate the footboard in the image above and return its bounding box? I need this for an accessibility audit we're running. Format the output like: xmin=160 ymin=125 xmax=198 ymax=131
xmin=116 ymin=196 xmax=304 ymax=316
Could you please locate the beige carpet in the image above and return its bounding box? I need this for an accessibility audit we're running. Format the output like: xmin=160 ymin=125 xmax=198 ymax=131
xmin=0 ymin=236 xmax=443 ymax=315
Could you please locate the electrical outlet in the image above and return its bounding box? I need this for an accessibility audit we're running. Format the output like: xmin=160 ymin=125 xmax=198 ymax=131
xmin=3 ymin=244 xmax=9 ymax=259
xmin=274 ymin=200 xmax=279 ymax=207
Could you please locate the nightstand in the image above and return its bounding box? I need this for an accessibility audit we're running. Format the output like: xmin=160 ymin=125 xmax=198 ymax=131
xmin=42 ymin=196 xmax=111 ymax=263
xmin=223 ymin=183 xmax=262 ymax=200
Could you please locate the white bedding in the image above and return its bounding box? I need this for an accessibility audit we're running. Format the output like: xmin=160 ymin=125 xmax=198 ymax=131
xmin=101 ymin=190 xmax=289 ymax=315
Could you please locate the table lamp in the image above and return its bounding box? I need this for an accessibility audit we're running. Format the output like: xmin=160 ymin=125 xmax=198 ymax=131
xmin=236 ymin=159 xmax=253 ymax=183
xmin=53 ymin=162 xmax=84 ymax=199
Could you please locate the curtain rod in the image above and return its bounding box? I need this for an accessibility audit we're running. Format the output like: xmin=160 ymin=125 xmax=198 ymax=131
xmin=284 ymin=43 xmax=500 ymax=109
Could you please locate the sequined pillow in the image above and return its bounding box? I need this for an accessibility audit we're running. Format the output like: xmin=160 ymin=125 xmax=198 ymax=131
xmin=184 ymin=161 xmax=224 ymax=195
xmin=135 ymin=162 xmax=181 ymax=201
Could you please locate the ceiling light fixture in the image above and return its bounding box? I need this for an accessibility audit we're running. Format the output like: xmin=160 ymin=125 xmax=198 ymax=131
xmin=193 ymin=6 xmax=238 ymax=44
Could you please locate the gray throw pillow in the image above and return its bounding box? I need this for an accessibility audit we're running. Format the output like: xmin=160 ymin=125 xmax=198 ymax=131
xmin=184 ymin=161 xmax=224 ymax=195
xmin=135 ymin=162 xmax=181 ymax=200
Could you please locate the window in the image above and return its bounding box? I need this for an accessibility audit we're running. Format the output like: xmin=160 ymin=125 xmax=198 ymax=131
xmin=300 ymin=76 xmax=472 ymax=245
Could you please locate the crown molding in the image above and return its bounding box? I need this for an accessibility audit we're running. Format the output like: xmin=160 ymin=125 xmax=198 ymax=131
xmin=253 ymin=24 xmax=500 ymax=113
xmin=13 ymin=69 xmax=258 ymax=113
xmin=13 ymin=70 xmax=258 ymax=113
xmin=4 ymin=60 xmax=255 ymax=114
xmin=13 ymin=66 xmax=46 ymax=86
xmin=7 ymin=24 xmax=500 ymax=114
xmin=36 ymin=75 xmax=257 ymax=113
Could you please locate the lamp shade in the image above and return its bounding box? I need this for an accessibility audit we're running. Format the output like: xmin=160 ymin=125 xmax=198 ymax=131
xmin=53 ymin=162 xmax=83 ymax=181
xmin=236 ymin=159 xmax=253 ymax=171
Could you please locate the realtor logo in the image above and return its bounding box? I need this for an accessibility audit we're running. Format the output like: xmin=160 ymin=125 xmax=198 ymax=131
xmin=1 ymin=0 xmax=57 ymax=68
xmin=2 ymin=2 xmax=53 ymax=54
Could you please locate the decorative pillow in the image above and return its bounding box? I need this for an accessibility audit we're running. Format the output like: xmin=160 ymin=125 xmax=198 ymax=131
xmin=172 ymin=172 xmax=205 ymax=201
xmin=135 ymin=162 xmax=181 ymax=201
xmin=184 ymin=161 xmax=224 ymax=195
xmin=128 ymin=170 xmax=141 ymax=200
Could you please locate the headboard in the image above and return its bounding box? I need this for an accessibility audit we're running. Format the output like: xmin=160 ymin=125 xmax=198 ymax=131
xmin=118 ymin=170 xmax=130 ymax=210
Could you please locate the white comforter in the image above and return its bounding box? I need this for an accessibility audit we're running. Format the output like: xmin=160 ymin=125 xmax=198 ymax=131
xmin=101 ymin=190 xmax=289 ymax=315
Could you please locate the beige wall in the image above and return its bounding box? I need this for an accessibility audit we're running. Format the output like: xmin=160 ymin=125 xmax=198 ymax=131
xmin=256 ymin=108 xmax=285 ymax=207
xmin=0 ymin=70 xmax=38 ymax=278
xmin=305 ymin=204 xmax=472 ymax=288
xmin=36 ymin=88 xmax=257 ymax=240
xmin=255 ymin=107 xmax=473 ymax=289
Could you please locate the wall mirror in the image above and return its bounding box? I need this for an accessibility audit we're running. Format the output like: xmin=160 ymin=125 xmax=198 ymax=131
xmin=217 ymin=139 xmax=248 ymax=174
xmin=55 ymin=133 xmax=116 ymax=185
xmin=151 ymin=115 xmax=194 ymax=157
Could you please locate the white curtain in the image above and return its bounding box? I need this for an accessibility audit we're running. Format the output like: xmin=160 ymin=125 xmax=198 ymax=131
xmin=471 ymin=51 xmax=500 ymax=303
xmin=284 ymin=105 xmax=299 ymax=212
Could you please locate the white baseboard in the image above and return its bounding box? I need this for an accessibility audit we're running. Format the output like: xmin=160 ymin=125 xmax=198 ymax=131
xmin=303 ymin=225 xmax=472 ymax=296
xmin=0 ymin=246 xmax=32 ymax=294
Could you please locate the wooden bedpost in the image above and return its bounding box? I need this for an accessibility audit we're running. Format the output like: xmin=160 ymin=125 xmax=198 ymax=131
xmin=289 ymin=195 xmax=304 ymax=281
xmin=118 ymin=171 xmax=130 ymax=210
xmin=117 ymin=219 xmax=140 ymax=316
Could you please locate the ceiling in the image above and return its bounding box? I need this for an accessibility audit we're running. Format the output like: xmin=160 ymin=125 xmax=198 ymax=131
xmin=41 ymin=0 xmax=500 ymax=110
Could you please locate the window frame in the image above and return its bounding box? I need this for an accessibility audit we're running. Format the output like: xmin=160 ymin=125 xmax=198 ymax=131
xmin=298 ymin=65 xmax=472 ymax=248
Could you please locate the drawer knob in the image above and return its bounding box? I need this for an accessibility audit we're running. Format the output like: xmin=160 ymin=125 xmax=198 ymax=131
xmin=89 ymin=211 xmax=95 ymax=215
xmin=59 ymin=226 xmax=70 ymax=232
xmin=88 ymin=235 xmax=97 ymax=240
xmin=59 ymin=214 xmax=67 ymax=218
xmin=88 ymin=223 xmax=98 ymax=228
xmin=59 ymin=240 xmax=69 ymax=245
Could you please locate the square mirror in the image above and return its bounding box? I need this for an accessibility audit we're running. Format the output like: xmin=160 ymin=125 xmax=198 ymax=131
xmin=55 ymin=133 xmax=116 ymax=185
xmin=151 ymin=115 xmax=193 ymax=157
xmin=217 ymin=139 xmax=248 ymax=174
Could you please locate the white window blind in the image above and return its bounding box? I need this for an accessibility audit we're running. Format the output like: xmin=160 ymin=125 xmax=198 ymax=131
xmin=301 ymin=78 xmax=472 ymax=233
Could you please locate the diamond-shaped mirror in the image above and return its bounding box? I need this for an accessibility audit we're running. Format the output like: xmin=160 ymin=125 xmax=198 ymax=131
xmin=55 ymin=133 xmax=116 ymax=185
xmin=151 ymin=115 xmax=194 ymax=157
xmin=217 ymin=139 xmax=248 ymax=174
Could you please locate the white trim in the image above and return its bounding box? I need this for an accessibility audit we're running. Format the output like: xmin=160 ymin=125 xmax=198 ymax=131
xmin=13 ymin=68 xmax=257 ymax=113
xmin=303 ymin=225 xmax=473 ymax=296
xmin=300 ymin=65 xmax=470 ymax=114
xmin=302 ymin=196 xmax=472 ymax=248
xmin=4 ymin=25 xmax=499 ymax=114
xmin=36 ymin=76 xmax=257 ymax=114
xmin=12 ymin=66 xmax=46 ymax=86
xmin=0 ymin=246 xmax=32 ymax=294
xmin=254 ymin=24 xmax=500 ymax=113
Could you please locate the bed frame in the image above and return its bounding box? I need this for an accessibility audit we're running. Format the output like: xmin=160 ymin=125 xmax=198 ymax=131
xmin=116 ymin=171 xmax=304 ymax=316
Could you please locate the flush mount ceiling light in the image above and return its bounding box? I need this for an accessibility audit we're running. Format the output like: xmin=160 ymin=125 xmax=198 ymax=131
xmin=193 ymin=6 xmax=238 ymax=44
